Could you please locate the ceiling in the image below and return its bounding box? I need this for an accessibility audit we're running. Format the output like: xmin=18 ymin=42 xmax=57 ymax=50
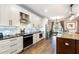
xmin=19 ymin=4 xmax=79 ymax=20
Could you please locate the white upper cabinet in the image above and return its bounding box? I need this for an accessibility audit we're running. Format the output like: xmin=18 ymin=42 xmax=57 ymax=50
xmin=10 ymin=5 xmax=30 ymax=26
xmin=0 ymin=4 xmax=30 ymax=26
xmin=30 ymin=12 xmax=41 ymax=27
xmin=10 ymin=5 xmax=20 ymax=26
xmin=0 ymin=4 xmax=41 ymax=26
xmin=0 ymin=5 xmax=11 ymax=26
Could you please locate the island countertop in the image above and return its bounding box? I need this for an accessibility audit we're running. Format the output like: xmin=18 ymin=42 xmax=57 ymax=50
xmin=57 ymin=32 xmax=79 ymax=40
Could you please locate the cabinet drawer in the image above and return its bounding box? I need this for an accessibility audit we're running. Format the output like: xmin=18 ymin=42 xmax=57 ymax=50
xmin=0 ymin=40 xmax=10 ymax=51
xmin=10 ymin=43 xmax=17 ymax=47
xmin=0 ymin=44 xmax=10 ymax=51
xmin=9 ymin=38 xmax=17 ymax=42
xmin=57 ymin=38 xmax=75 ymax=54
xmin=10 ymin=49 xmax=17 ymax=54
xmin=9 ymin=38 xmax=17 ymax=44
xmin=0 ymin=40 xmax=10 ymax=45
xmin=0 ymin=49 xmax=10 ymax=54
xmin=9 ymin=45 xmax=17 ymax=54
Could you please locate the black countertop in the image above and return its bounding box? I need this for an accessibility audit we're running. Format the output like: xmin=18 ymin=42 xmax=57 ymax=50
xmin=0 ymin=31 xmax=43 ymax=40
xmin=22 ymin=31 xmax=42 ymax=35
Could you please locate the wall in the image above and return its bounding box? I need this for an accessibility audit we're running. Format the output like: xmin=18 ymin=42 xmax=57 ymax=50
xmin=64 ymin=20 xmax=78 ymax=33
xmin=76 ymin=20 xmax=79 ymax=32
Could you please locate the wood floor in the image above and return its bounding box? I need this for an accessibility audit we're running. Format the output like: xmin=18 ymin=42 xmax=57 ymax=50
xmin=21 ymin=38 xmax=56 ymax=54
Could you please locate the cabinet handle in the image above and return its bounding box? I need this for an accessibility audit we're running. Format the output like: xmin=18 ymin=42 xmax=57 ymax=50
xmin=10 ymin=44 xmax=17 ymax=47
xmin=64 ymin=43 xmax=69 ymax=46
xmin=9 ymin=20 xmax=12 ymax=26
xmin=24 ymin=35 xmax=32 ymax=38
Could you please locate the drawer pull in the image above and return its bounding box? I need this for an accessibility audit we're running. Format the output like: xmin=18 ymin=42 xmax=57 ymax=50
xmin=10 ymin=44 xmax=17 ymax=47
xmin=65 ymin=43 xmax=69 ymax=46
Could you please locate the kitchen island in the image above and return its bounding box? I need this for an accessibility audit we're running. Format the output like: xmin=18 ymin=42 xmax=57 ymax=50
xmin=56 ymin=33 xmax=79 ymax=54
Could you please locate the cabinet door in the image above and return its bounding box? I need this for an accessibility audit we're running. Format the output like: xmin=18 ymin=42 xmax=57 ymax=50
xmin=76 ymin=40 xmax=79 ymax=54
xmin=0 ymin=5 xmax=11 ymax=26
xmin=0 ymin=39 xmax=11 ymax=54
xmin=36 ymin=33 xmax=40 ymax=42
xmin=9 ymin=45 xmax=17 ymax=54
xmin=33 ymin=33 xmax=39 ymax=44
xmin=9 ymin=37 xmax=23 ymax=54
xmin=33 ymin=34 xmax=37 ymax=44
xmin=57 ymin=38 xmax=75 ymax=54
xmin=9 ymin=38 xmax=17 ymax=54
xmin=17 ymin=36 xmax=23 ymax=53
xmin=0 ymin=5 xmax=20 ymax=26
xmin=10 ymin=5 xmax=20 ymax=26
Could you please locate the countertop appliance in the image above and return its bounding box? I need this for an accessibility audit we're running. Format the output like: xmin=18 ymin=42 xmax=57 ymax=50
xmin=23 ymin=34 xmax=33 ymax=48
xmin=0 ymin=33 xmax=3 ymax=40
xmin=20 ymin=28 xmax=25 ymax=35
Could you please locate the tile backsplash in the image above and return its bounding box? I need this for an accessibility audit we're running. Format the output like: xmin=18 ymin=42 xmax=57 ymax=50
xmin=0 ymin=26 xmax=19 ymax=36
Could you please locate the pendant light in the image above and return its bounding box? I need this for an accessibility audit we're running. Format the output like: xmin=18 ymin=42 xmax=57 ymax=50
xmin=69 ymin=4 xmax=75 ymax=21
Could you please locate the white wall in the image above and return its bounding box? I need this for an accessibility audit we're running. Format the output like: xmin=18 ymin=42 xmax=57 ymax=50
xmin=64 ymin=20 xmax=77 ymax=33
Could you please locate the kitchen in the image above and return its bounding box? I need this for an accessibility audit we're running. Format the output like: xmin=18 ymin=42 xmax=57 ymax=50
xmin=1 ymin=4 xmax=79 ymax=54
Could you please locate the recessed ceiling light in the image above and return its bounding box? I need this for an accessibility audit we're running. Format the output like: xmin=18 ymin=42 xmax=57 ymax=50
xmin=44 ymin=9 xmax=48 ymax=12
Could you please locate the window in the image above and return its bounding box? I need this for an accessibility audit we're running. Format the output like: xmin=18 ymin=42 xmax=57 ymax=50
xmin=53 ymin=22 xmax=63 ymax=34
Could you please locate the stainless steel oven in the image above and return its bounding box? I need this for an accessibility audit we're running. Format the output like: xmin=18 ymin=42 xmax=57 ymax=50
xmin=23 ymin=34 xmax=33 ymax=48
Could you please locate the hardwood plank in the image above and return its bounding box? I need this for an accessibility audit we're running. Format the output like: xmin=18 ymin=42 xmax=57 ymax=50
xmin=21 ymin=39 xmax=56 ymax=54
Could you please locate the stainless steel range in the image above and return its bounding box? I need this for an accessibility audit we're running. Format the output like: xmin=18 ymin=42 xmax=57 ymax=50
xmin=23 ymin=34 xmax=33 ymax=48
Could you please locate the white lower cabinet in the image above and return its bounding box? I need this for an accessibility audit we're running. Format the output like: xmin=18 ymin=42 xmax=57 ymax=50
xmin=33 ymin=33 xmax=39 ymax=44
xmin=17 ymin=36 xmax=23 ymax=53
xmin=9 ymin=45 xmax=17 ymax=54
xmin=33 ymin=32 xmax=44 ymax=44
xmin=33 ymin=33 xmax=42 ymax=44
xmin=0 ymin=40 xmax=11 ymax=54
xmin=9 ymin=38 xmax=17 ymax=54
xmin=0 ymin=36 xmax=23 ymax=54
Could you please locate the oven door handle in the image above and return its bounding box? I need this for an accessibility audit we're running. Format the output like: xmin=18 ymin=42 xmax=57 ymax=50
xmin=24 ymin=35 xmax=33 ymax=38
